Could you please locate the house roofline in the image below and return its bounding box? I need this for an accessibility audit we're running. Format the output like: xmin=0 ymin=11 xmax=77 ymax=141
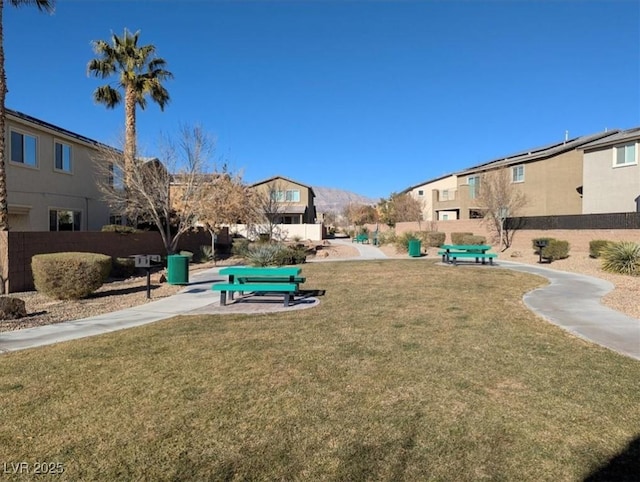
xmin=455 ymin=129 xmax=621 ymax=176
xmin=401 ymin=172 xmax=457 ymax=194
xmin=6 ymin=107 xmax=116 ymax=151
xmin=250 ymin=175 xmax=316 ymax=197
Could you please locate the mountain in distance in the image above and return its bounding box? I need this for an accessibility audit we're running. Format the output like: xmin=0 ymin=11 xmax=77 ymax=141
xmin=312 ymin=186 xmax=379 ymax=215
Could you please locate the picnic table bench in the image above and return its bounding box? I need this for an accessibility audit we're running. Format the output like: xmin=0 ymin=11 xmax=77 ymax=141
xmin=438 ymin=244 xmax=497 ymax=265
xmin=352 ymin=233 xmax=369 ymax=244
xmin=212 ymin=266 xmax=304 ymax=306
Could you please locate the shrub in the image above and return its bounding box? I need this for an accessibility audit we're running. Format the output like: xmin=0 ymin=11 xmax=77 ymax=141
xmin=273 ymin=245 xmax=308 ymax=266
xmin=395 ymin=231 xmax=419 ymax=253
xmin=32 ymin=252 xmax=111 ymax=300
xmin=194 ymin=245 xmax=214 ymax=263
xmin=532 ymin=237 xmax=556 ymax=255
xmin=377 ymin=230 xmax=397 ymax=246
xmin=461 ymin=234 xmax=486 ymax=245
xmin=451 ymin=232 xmax=473 ymax=245
xmin=542 ymin=239 xmax=570 ymax=262
xmin=179 ymin=250 xmax=194 ymax=261
xmin=589 ymin=240 xmax=612 ymax=259
xmin=243 ymin=243 xmax=285 ymax=267
xmin=426 ymin=231 xmax=446 ymax=247
xmin=100 ymin=224 xmax=140 ymax=234
xmin=232 ymin=238 xmax=250 ymax=257
xmin=601 ymin=241 xmax=640 ymax=276
xmin=111 ymin=257 xmax=135 ymax=279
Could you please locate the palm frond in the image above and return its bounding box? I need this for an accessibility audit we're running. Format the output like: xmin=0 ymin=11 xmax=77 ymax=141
xmin=93 ymin=85 xmax=121 ymax=109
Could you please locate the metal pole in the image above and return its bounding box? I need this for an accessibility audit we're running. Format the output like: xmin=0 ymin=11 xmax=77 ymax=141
xmin=146 ymin=268 xmax=151 ymax=299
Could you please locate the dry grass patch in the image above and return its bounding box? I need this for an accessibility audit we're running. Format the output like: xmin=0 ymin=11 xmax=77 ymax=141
xmin=1 ymin=260 xmax=639 ymax=480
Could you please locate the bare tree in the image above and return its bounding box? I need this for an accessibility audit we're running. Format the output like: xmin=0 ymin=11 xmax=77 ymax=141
xmin=251 ymin=181 xmax=294 ymax=241
xmin=94 ymin=124 xmax=218 ymax=254
xmin=195 ymin=170 xmax=255 ymax=259
xmin=343 ymin=202 xmax=378 ymax=228
xmin=476 ymin=168 xmax=527 ymax=250
xmin=378 ymin=193 xmax=422 ymax=228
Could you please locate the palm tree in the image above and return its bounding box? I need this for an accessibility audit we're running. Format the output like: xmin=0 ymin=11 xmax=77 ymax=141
xmin=0 ymin=0 xmax=55 ymax=230
xmin=87 ymin=29 xmax=172 ymax=195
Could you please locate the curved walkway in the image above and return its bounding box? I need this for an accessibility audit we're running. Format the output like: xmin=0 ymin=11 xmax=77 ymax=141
xmin=0 ymin=243 xmax=638 ymax=360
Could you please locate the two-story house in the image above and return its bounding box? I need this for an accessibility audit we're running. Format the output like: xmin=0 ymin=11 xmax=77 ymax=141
xmin=403 ymin=173 xmax=458 ymax=221
xmin=250 ymin=175 xmax=317 ymax=224
xmin=6 ymin=108 xmax=112 ymax=231
xmin=429 ymin=130 xmax=619 ymax=220
xmin=580 ymin=127 xmax=640 ymax=214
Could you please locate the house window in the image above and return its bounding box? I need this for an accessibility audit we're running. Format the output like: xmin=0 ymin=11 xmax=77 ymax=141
xmin=271 ymin=189 xmax=300 ymax=202
xmin=10 ymin=130 xmax=37 ymax=167
xmin=49 ymin=209 xmax=81 ymax=231
xmin=54 ymin=141 xmax=72 ymax=172
xmin=108 ymin=163 xmax=124 ymax=189
xmin=512 ymin=165 xmax=525 ymax=183
xmin=614 ymin=143 xmax=637 ymax=167
xmin=417 ymin=190 xmax=424 ymax=196
xmin=468 ymin=176 xmax=480 ymax=199
xmin=441 ymin=190 xmax=450 ymax=201
xmin=442 ymin=214 xmax=449 ymax=221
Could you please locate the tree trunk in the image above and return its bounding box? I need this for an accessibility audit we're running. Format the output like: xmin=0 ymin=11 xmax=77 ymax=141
xmin=124 ymin=86 xmax=136 ymax=222
xmin=0 ymin=3 xmax=9 ymax=231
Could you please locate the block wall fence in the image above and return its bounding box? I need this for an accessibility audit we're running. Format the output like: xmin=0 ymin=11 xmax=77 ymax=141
xmin=0 ymin=228 xmax=230 ymax=293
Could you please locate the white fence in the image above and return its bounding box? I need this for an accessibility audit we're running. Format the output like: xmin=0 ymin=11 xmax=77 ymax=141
xmin=231 ymin=223 xmax=325 ymax=241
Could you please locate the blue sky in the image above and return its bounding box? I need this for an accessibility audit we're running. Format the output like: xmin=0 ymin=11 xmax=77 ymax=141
xmin=4 ymin=0 xmax=639 ymax=200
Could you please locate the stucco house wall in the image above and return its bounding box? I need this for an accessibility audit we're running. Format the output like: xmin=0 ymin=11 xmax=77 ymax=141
xmin=6 ymin=109 xmax=111 ymax=231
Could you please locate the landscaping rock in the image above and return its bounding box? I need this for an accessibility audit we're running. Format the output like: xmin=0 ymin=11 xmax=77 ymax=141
xmin=0 ymin=297 xmax=27 ymax=320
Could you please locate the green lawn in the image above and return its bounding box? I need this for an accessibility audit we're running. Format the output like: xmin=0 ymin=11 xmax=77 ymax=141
xmin=1 ymin=260 xmax=639 ymax=481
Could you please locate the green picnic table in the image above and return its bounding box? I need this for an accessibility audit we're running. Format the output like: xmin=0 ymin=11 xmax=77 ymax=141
xmin=213 ymin=266 xmax=304 ymax=306
xmin=438 ymin=244 xmax=497 ymax=265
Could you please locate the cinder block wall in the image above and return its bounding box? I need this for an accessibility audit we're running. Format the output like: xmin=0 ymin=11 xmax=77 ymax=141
xmin=6 ymin=228 xmax=230 ymax=293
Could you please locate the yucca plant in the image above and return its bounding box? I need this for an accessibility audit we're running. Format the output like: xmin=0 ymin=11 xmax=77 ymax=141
xmin=601 ymin=241 xmax=640 ymax=276
xmin=244 ymin=243 xmax=286 ymax=267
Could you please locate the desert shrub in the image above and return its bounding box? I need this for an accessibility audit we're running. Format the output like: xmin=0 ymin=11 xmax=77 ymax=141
xmin=100 ymin=224 xmax=140 ymax=234
xmin=426 ymin=231 xmax=446 ymax=247
xmin=179 ymin=250 xmax=194 ymax=261
xmin=601 ymin=241 xmax=640 ymax=276
xmin=232 ymin=238 xmax=250 ymax=257
xmin=273 ymin=245 xmax=308 ymax=266
xmin=377 ymin=230 xmax=397 ymax=246
xmin=532 ymin=237 xmax=556 ymax=255
xmin=395 ymin=231 xmax=419 ymax=253
xmin=111 ymin=257 xmax=135 ymax=279
xmin=32 ymin=252 xmax=112 ymax=300
xmin=542 ymin=239 xmax=570 ymax=262
xmin=461 ymin=234 xmax=486 ymax=245
xmin=194 ymin=245 xmax=214 ymax=263
xmin=243 ymin=243 xmax=286 ymax=267
xmin=451 ymin=232 xmax=473 ymax=245
xmin=589 ymin=240 xmax=613 ymax=259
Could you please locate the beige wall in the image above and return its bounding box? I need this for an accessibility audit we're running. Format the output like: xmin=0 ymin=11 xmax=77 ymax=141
xmin=232 ymin=223 xmax=324 ymax=241
xmin=407 ymin=175 xmax=457 ymax=221
xmin=451 ymin=151 xmax=584 ymax=219
xmin=6 ymin=113 xmax=111 ymax=231
xmin=583 ymin=145 xmax=640 ymax=214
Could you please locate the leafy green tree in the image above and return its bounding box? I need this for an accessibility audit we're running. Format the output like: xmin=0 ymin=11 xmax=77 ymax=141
xmin=87 ymin=29 xmax=172 ymax=193
xmin=0 ymin=0 xmax=55 ymax=230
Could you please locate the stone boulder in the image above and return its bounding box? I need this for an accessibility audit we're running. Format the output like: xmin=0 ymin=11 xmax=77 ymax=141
xmin=0 ymin=296 xmax=27 ymax=320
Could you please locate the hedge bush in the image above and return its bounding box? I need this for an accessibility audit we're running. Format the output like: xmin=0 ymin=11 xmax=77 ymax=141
xmin=32 ymin=252 xmax=112 ymax=300
xmin=111 ymin=257 xmax=136 ymax=279
xmin=451 ymin=232 xmax=473 ymax=245
xmin=542 ymin=239 xmax=570 ymax=262
xmin=273 ymin=245 xmax=307 ymax=266
xmin=589 ymin=240 xmax=612 ymax=259
xmin=231 ymin=238 xmax=250 ymax=257
xmin=100 ymin=224 xmax=140 ymax=234
xmin=376 ymin=230 xmax=397 ymax=246
xmin=461 ymin=234 xmax=486 ymax=245
xmin=426 ymin=231 xmax=446 ymax=247
xmin=601 ymin=241 xmax=640 ymax=276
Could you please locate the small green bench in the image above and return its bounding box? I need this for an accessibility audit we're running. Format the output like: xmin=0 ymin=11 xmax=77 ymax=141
xmin=352 ymin=234 xmax=369 ymax=244
xmin=212 ymin=283 xmax=298 ymax=307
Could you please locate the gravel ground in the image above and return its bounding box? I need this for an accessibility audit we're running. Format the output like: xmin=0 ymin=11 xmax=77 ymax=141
xmin=1 ymin=240 xmax=638 ymax=333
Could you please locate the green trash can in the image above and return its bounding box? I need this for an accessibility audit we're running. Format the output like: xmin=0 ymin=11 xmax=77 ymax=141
xmin=167 ymin=254 xmax=189 ymax=285
xmin=408 ymin=239 xmax=421 ymax=257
